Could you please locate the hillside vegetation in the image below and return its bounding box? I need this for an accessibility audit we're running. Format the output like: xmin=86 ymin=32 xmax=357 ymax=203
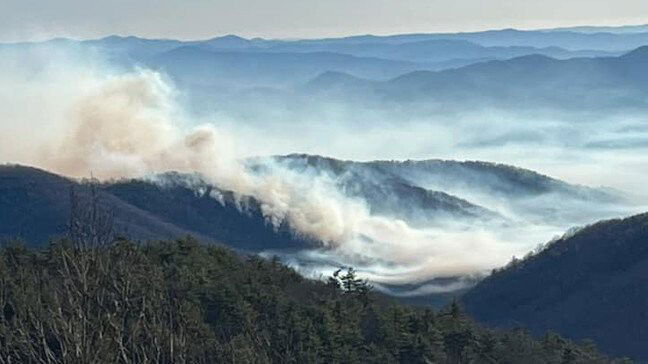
xmin=462 ymin=213 xmax=648 ymax=361
xmin=0 ymin=236 xmax=629 ymax=363
xmin=0 ymin=165 xmax=307 ymax=249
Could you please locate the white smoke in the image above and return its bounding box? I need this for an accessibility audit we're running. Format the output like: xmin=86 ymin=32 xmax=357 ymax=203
xmin=0 ymin=47 xmax=638 ymax=294
xmin=25 ymin=68 xmax=369 ymax=245
xmin=35 ymin=69 xmax=530 ymax=272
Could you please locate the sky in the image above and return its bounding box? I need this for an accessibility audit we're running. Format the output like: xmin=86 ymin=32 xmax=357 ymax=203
xmin=1 ymin=0 xmax=648 ymax=42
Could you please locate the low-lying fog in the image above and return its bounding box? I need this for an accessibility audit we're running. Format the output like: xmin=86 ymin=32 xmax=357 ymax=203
xmin=1 ymin=45 xmax=646 ymax=295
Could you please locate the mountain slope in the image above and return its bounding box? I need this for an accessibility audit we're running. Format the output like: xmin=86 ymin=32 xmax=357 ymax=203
xmin=462 ymin=212 xmax=648 ymax=361
xmin=0 ymin=165 xmax=198 ymax=243
xmin=273 ymin=154 xmax=628 ymax=226
xmin=269 ymin=155 xmax=505 ymax=224
xmin=103 ymin=174 xmax=309 ymax=250
xmin=0 ymin=165 xmax=307 ymax=250
xmin=371 ymin=159 xmax=621 ymax=202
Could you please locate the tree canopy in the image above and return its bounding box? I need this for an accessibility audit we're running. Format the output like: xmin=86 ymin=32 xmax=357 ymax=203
xmin=0 ymin=237 xmax=629 ymax=363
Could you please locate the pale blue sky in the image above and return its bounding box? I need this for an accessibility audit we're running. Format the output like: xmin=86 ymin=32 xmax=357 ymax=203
xmin=2 ymin=0 xmax=648 ymax=42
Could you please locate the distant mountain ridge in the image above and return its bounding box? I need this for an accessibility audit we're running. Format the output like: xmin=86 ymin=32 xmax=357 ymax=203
xmin=307 ymin=46 xmax=648 ymax=111
xmin=270 ymin=154 xmax=631 ymax=228
xmin=266 ymin=155 xmax=504 ymax=226
xmin=145 ymin=45 xmax=434 ymax=89
xmin=0 ymin=27 xmax=633 ymax=90
xmin=3 ymin=27 xmax=646 ymax=116
xmin=546 ymin=24 xmax=648 ymax=34
xmin=276 ymin=154 xmax=626 ymax=201
xmin=301 ymin=28 xmax=648 ymax=51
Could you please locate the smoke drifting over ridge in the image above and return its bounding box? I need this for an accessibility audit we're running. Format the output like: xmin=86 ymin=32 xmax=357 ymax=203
xmin=0 ymin=47 xmax=640 ymax=292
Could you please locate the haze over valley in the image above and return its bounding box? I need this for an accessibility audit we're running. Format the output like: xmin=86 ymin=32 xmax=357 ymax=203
xmin=2 ymin=26 xmax=647 ymax=290
xmin=2 ymin=20 xmax=648 ymax=361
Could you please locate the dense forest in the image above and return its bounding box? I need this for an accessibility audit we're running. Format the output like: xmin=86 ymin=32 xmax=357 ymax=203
xmin=0 ymin=238 xmax=631 ymax=363
xmin=0 ymin=240 xmax=630 ymax=363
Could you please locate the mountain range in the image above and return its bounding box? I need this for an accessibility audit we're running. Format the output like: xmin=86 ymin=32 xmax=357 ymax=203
xmin=305 ymin=46 xmax=648 ymax=112
xmin=2 ymin=156 xmax=645 ymax=360
xmin=1 ymin=154 xmax=631 ymax=248
xmin=3 ymin=24 xmax=648 ymax=361
xmin=3 ymin=26 xmax=648 ymax=117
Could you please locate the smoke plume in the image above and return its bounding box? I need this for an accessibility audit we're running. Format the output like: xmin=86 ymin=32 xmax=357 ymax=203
xmin=0 ymin=47 xmax=639 ymax=293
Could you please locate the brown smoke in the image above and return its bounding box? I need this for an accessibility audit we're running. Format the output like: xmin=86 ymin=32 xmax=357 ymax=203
xmin=0 ymin=58 xmax=566 ymax=287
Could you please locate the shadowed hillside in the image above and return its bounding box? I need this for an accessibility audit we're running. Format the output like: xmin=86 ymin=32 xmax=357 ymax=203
xmin=103 ymin=173 xmax=309 ymax=250
xmin=462 ymin=212 xmax=648 ymax=361
xmin=0 ymin=165 xmax=307 ymax=250
xmin=0 ymin=165 xmax=199 ymax=243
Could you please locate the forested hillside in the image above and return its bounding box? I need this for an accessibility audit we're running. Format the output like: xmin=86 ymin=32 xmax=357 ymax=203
xmin=0 ymin=165 xmax=307 ymax=249
xmin=462 ymin=213 xmax=648 ymax=361
xmin=5 ymin=159 xmax=623 ymax=247
xmin=0 ymin=237 xmax=629 ymax=363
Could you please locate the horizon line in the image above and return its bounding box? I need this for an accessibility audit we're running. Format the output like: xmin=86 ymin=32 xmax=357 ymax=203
xmin=4 ymin=22 xmax=648 ymax=45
